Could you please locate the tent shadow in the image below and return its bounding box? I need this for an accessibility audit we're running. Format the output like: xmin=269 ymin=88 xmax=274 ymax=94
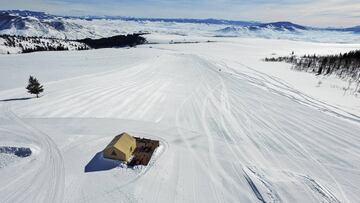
xmin=84 ymin=151 xmax=122 ymax=173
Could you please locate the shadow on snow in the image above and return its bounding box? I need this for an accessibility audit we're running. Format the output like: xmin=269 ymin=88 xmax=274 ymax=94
xmin=0 ymin=97 xmax=33 ymax=102
xmin=84 ymin=151 xmax=124 ymax=173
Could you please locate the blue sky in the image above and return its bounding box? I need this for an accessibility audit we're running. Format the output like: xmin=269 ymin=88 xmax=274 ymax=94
xmin=1 ymin=0 xmax=360 ymax=27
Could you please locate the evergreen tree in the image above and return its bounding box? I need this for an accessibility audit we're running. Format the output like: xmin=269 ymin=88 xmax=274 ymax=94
xmin=26 ymin=76 xmax=44 ymax=98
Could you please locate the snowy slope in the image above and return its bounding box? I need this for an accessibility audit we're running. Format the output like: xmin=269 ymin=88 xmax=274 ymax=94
xmin=0 ymin=36 xmax=360 ymax=202
xmin=0 ymin=35 xmax=88 ymax=54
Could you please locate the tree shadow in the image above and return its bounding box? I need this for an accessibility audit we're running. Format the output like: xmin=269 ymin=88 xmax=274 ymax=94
xmin=84 ymin=151 xmax=123 ymax=173
xmin=0 ymin=97 xmax=33 ymax=102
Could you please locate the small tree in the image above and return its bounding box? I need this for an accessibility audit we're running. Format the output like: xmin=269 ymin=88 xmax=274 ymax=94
xmin=26 ymin=76 xmax=44 ymax=98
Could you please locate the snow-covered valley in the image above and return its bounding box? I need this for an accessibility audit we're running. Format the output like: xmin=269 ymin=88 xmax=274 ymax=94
xmin=0 ymin=34 xmax=359 ymax=202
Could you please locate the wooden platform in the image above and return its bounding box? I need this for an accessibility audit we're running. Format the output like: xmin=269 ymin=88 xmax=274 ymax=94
xmin=128 ymin=137 xmax=159 ymax=167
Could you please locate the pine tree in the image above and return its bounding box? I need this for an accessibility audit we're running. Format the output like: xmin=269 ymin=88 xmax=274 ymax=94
xmin=26 ymin=76 xmax=44 ymax=98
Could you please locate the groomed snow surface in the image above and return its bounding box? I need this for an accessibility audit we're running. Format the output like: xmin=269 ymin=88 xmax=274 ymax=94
xmin=0 ymin=36 xmax=360 ymax=203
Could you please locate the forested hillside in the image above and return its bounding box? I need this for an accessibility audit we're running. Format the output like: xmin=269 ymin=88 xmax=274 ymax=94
xmin=0 ymin=33 xmax=147 ymax=54
xmin=265 ymin=50 xmax=360 ymax=86
xmin=0 ymin=34 xmax=88 ymax=54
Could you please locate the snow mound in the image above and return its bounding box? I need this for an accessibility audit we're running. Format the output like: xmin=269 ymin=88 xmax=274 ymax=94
xmin=0 ymin=146 xmax=32 ymax=168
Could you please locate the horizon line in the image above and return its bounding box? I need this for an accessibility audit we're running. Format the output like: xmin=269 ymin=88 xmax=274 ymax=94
xmin=1 ymin=9 xmax=357 ymax=29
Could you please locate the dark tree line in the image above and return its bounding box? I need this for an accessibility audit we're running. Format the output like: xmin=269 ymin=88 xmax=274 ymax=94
xmin=76 ymin=33 xmax=147 ymax=49
xmin=264 ymin=50 xmax=360 ymax=82
xmin=22 ymin=45 xmax=69 ymax=53
xmin=1 ymin=34 xmax=63 ymax=43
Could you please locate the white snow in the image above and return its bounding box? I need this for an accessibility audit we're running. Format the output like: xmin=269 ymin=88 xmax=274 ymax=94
xmin=0 ymin=153 xmax=22 ymax=168
xmin=0 ymin=35 xmax=360 ymax=203
xmin=0 ymin=38 xmax=22 ymax=54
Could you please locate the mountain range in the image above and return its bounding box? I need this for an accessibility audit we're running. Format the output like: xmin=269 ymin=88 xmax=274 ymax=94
xmin=1 ymin=10 xmax=360 ymax=41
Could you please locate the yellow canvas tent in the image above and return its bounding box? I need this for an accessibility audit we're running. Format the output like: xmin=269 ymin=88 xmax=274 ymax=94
xmin=103 ymin=132 xmax=136 ymax=162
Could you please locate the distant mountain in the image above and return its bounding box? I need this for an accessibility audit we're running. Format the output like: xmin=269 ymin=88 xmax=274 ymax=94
xmin=316 ymin=25 xmax=360 ymax=33
xmin=118 ymin=17 xmax=260 ymax=27
xmin=0 ymin=10 xmax=81 ymax=37
xmin=0 ymin=10 xmax=359 ymax=40
xmin=343 ymin=26 xmax=360 ymax=33
xmin=216 ymin=26 xmax=240 ymax=33
xmin=0 ymin=10 xmax=55 ymax=20
xmin=216 ymin=21 xmax=308 ymax=35
xmin=0 ymin=10 xmax=260 ymax=27
xmin=256 ymin=22 xmax=307 ymax=31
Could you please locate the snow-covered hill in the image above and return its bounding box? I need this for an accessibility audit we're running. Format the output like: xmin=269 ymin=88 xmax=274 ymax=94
xmin=216 ymin=21 xmax=308 ymax=33
xmin=0 ymin=10 xmax=84 ymax=38
xmin=0 ymin=35 xmax=88 ymax=54
xmin=0 ymin=33 xmax=147 ymax=54
xmin=256 ymin=21 xmax=307 ymax=31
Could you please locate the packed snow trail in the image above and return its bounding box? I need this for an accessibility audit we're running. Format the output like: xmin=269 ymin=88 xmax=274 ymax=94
xmin=0 ymin=103 xmax=65 ymax=203
xmin=0 ymin=50 xmax=360 ymax=203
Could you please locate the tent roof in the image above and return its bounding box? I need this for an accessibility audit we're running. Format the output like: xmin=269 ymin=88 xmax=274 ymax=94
xmin=105 ymin=132 xmax=135 ymax=153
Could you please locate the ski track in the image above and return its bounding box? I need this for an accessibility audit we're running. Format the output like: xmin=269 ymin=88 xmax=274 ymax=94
xmin=0 ymin=50 xmax=360 ymax=202
xmin=0 ymin=103 xmax=65 ymax=203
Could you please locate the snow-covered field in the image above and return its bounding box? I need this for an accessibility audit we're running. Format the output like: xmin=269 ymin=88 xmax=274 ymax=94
xmin=0 ymin=35 xmax=360 ymax=202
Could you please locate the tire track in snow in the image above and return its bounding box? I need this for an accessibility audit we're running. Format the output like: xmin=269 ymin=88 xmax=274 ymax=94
xmin=301 ymin=175 xmax=341 ymax=203
xmin=202 ymin=68 xmax=281 ymax=202
xmin=175 ymin=55 xmax=260 ymax=202
xmin=192 ymin=55 xmax=353 ymax=202
xmin=174 ymin=56 xmax=231 ymax=202
xmin=233 ymin=61 xmax=360 ymax=123
xmin=201 ymin=57 xmax=353 ymax=203
xmin=1 ymin=103 xmax=65 ymax=203
xmin=243 ymin=169 xmax=266 ymax=203
xmin=228 ymin=66 xmax=350 ymax=203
